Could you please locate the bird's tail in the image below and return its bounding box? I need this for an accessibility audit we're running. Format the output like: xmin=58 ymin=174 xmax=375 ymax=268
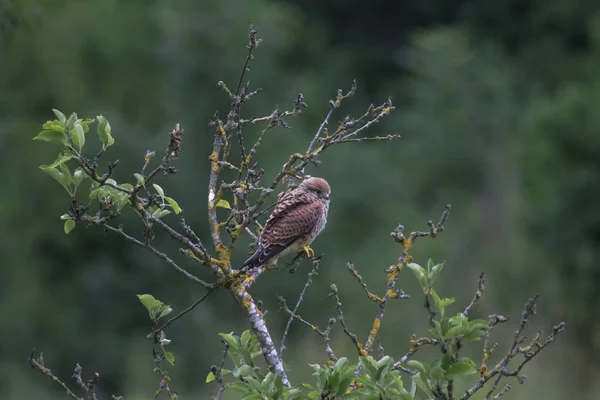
xmin=240 ymin=246 xmax=265 ymax=271
xmin=240 ymin=243 xmax=285 ymax=271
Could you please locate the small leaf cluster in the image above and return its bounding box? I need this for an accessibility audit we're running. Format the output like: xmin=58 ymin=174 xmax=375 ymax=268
xmin=209 ymin=349 xmax=419 ymax=399
xmin=405 ymin=259 xmax=487 ymax=396
xmin=34 ymin=109 xmax=183 ymax=236
xmin=207 ymin=330 xmax=303 ymax=400
xmin=149 ymin=183 xmax=182 ymax=218
xmin=137 ymin=294 xmax=175 ymax=365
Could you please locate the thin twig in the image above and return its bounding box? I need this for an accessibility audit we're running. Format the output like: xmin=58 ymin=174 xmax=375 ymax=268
xmin=307 ymin=80 xmax=356 ymax=152
xmin=329 ymin=284 xmax=364 ymax=356
xmin=346 ymin=262 xmax=384 ymax=303
xmin=278 ymin=297 xmax=337 ymax=363
xmin=461 ymin=297 xmax=565 ymax=399
xmin=280 ymin=257 xmax=322 ymax=356
xmin=213 ymin=339 xmax=230 ymax=400
xmin=464 ymin=273 xmax=485 ymax=317
xmin=29 ymin=352 xmax=84 ymax=400
xmin=82 ymin=217 xmax=213 ymax=288
xmin=393 ymin=336 xmax=439 ymax=370
xmin=363 ymin=205 xmax=451 ymax=355
xmin=154 ymin=285 xmax=220 ymax=333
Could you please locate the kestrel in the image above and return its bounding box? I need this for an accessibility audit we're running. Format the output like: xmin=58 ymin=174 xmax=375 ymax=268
xmin=241 ymin=177 xmax=331 ymax=271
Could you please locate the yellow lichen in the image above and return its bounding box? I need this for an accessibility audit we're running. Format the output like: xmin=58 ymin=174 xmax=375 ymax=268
xmin=215 ymin=243 xmax=231 ymax=273
xmin=403 ymin=237 xmax=413 ymax=253
xmin=367 ymin=293 xmax=384 ymax=303
xmin=364 ymin=318 xmax=381 ymax=353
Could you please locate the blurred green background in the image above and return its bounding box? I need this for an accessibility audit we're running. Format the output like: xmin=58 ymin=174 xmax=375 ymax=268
xmin=1 ymin=0 xmax=599 ymax=398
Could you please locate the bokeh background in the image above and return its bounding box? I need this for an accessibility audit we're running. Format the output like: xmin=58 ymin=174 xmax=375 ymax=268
xmin=2 ymin=0 xmax=599 ymax=399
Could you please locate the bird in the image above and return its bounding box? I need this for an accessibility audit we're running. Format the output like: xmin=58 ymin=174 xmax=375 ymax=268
xmin=240 ymin=177 xmax=331 ymax=271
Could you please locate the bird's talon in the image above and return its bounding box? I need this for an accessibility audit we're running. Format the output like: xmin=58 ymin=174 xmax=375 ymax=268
xmin=302 ymin=246 xmax=315 ymax=258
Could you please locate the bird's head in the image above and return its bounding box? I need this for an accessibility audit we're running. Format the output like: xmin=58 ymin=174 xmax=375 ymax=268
xmin=300 ymin=177 xmax=331 ymax=200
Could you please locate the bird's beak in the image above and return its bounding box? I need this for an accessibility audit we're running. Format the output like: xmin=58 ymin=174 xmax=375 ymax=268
xmin=324 ymin=194 xmax=330 ymax=200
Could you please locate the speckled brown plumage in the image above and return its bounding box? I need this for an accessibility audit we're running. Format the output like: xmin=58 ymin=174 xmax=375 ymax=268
xmin=241 ymin=177 xmax=330 ymax=270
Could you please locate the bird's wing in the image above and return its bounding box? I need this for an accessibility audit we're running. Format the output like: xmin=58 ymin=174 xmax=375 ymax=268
xmin=241 ymin=192 xmax=323 ymax=269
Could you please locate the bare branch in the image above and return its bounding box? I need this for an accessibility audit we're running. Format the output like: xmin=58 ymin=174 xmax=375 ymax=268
xmin=29 ymin=352 xmax=83 ymax=400
xmin=393 ymin=336 xmax=440 ymax=370
xmin=231 ymin=281 xmax=290 ymax=386
xmin=346 ymin=262 xmax=384 ymax=303
xmin=278 ymin=297 xmax=337 ymax=363
xmin=363 ymin=205 xmax=451 ymax=355
xmin=307 ymin=80 xmax=356 ymax=152
xmin=211 ymin=339 xmax=230 ymax=400
xmin=207 ymin=119 xmax=226 ymax=249
xmin=461 ymin=297 xmax=565 ymax=399
xmin=154 ymin=286 xmax=220 ymax=334
xmin=81 ymin=216 xmax=213 ymax=288
xmin=280 ymin=256 xmax=322 ymax=356
xmin=329 ymin=284 xmax=365 ymax=357
xmin=464 ymin=273 xmax=485 ymax=317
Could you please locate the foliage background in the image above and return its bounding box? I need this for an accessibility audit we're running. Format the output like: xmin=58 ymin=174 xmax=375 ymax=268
xmin=1 ymin=0 xmax=598 ymax=398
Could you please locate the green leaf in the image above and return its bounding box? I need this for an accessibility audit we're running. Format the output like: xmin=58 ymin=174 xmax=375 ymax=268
xmin=261 ymin=372 xmax=277 ymax=393
xmin=52 ymin=109 xmax=66 ymax=125
xmin=47 ymin=152 xmax=74 ymax=169
xmin=153 ymin=183 xmax=165 ymax=198
xmin=406 ymin=360 xmax=426 ymax=376
xmin=79 ymin=118 xmax=95 ymax=133
xmin=240 ymin=330 xmax=251 ymax=348
xmin=411 ymin=373 xmax=433 ymax=397
xmin=206 ymin=371 xmax=216 ymax=383
xmin=333 ymin=357 xmax=348 ymax=373
xmin=428 ymin=327 xmax=441 ymax=339
xmin=430 ymin=366 xmax=445 ymax=382
xmin=407 ymin=263 xmax=427 ymax=290
xmin=233 ymin=364 xmax=253 ymax=377
xmin=137 ymin=294 xmax=160 ymax=313
xmin=428 ymin=260 xmax=445 ymax=287
xmin=219 ymin=332 xmax=240 ymax=350
xmin=156 ymin=209 xmax=171 ymax=219
xmin=136 ymin=294 xmax=171 ymax=320
xmin=42 ymin=119 xmax=65 ymax=133
xmin=65 ymin=112 xmax=77 ymax=130
xmin=164 ymin=350 xmax=175 ymax=365
xmin=134 ymin=173 xmax=145 ymax=186
xmin=64 ymin=219 xmax=76 ymax=234
xmin=217 ymin=199 xmax=231 ymax=209
xmin=469 ymin=319 xmax=488 ymax=331
xmin=206 ymin=369 xmax=232 ymax=383
xmin=427 ymin=258 xmax=434 ymax=275
xmin=430 ymin=288 xmax=455 ymax=318
xmin=96 ymin=115 xmax=114 ymax=147
xmin=165 ymin=196 xmax=182 ymax=215
xmin=446 ymin=313 xmax=470 ymax=338
xmin=360 ymin=356 xmax=378 ymax=380
xmin=446 ymin=358 xmax=476 ymax=379
xmin=73 ymin=168 xmax=87 ymax=188
xmin=33 ymin=129 xmax=66 ymax=145
xmin=71 ymin=122 xmax=85 ymax=151
xmin=158 ymin=306 xmax=173 ymax=318
xmin=40 ymin=164 xmax=72 ymax=195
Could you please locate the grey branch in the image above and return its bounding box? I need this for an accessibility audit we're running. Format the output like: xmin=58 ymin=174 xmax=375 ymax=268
xmin=280 ymin=257 xmax=322 ymax=356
